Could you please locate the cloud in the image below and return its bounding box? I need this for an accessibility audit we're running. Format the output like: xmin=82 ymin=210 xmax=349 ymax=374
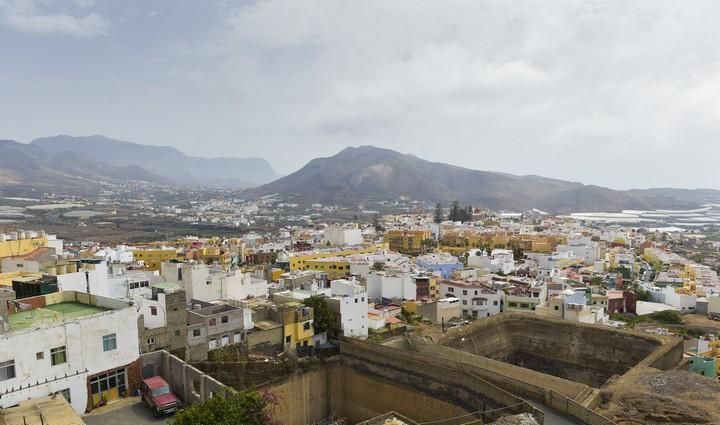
xmin=190 ymin=0 xmax=720 ymax=188
xmin=0 ymin=0 xmax=110 ymax=36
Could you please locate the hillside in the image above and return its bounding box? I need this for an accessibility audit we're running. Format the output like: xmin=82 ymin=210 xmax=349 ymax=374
xmin=31 ymin=135 xmax=276 ymax=188
xmin=251 ymin=146 xmax=716 ymax=213
xmin=0 ymin=139 xmax=169 ymax=193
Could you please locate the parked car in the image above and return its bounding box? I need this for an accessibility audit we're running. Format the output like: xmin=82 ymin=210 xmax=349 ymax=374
xmin=140 ymin=376 xmax=181 ymax=417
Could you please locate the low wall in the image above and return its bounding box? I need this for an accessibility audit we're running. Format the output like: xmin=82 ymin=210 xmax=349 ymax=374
xmin=140 ymin=351 xmax=230 ymax=405
xmin=337 ymin=340 xmax=543 ymax=424
xmin=438 ymin=313 xmax=675 ymax=387
xmin=412 ymin=342 xmax=590 ymax=400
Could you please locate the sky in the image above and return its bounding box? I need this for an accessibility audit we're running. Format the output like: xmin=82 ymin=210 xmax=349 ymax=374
xmin=1 ymin=0 xmax=720 ymax=190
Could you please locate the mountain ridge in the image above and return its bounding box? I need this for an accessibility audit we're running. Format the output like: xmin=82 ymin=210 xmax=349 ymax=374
xmin=30 ymin=135 xmax=276 ymax=188
xmin=251 ymin=145 xmax=720 ymax=213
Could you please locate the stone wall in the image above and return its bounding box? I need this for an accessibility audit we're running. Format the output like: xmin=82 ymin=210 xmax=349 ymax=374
xmin=439 ymin=313 xmax=671 ymax=387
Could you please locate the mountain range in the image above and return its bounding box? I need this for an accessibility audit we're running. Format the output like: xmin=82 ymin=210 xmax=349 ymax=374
xmin=2 ymin=138 xmax=718 ymax=213
xmin=251 ymin=146 xmax=720 ymax=213
xmin=0 ymin=139 xmax=172 ymax=193
xmin=30 ymin=135 xmax=276 ymax=188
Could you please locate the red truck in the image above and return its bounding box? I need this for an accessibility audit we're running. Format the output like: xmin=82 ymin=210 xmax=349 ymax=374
xmin=140 ymin=376 xmax=181 ymax=417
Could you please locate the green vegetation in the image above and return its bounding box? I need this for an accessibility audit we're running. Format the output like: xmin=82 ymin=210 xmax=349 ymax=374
xmin=372 ymin=261 xmax=386 ymax=271
xmin=610 ymin=310 xmax=683 ymax=328
xmin=302 ymin=296 xmax=334 ymax=335
xmin=642 ymin=253 xmax=664 ymax=272
xmin=448 ymin=201 xmax=473 ymax=222
xmin=172 ymin=388 xmax=278 ymax=425
xmin=433 ymin=203 xmax=444 ymax=223
xmin=590 ymin=276 xmax=606 ymax=288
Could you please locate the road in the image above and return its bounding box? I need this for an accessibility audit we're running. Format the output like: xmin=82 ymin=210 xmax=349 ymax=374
xmin=84 ymin=399 xmax=171 ymax=425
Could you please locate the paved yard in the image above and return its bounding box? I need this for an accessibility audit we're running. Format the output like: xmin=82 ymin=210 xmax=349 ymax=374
xmin=84 ymin=398 xmax=173 ymax=425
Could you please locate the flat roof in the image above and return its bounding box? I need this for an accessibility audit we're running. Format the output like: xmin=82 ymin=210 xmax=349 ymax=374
xmin=8 ymin=302 xmax=109 ymax=331
xmin=151 ymin=281 xmax=181 ymax=290
xmin=254 ymin=320 xmax=282 ymax=330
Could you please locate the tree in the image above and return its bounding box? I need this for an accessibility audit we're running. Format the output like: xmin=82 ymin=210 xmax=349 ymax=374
xmin=372 ymin=261 xmax=386 ymax=271
xmin=449 ymin=201 xmax=461 ymax=222
xmin=590 ymin=276 xmax=606 ymax=288
xmin=433 ymin=203 xmax=444 ymax=224
xmin=303 ymin=296 xmax=334 ymax=334
xmin=172 ymin=388 xmax=278 ymax=425
xmin=373 ymin=215 xmax=384 ymax=233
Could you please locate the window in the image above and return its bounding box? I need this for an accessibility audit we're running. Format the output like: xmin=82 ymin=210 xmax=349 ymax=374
xmin=462 ymin=290 xmax=468 ymax=295
xmin=508 ymin=302 xmax=518 ymax=308
xmin=90 ymin=368 xmax=126 ymax=397
xmin=462 ymin=300 xmax=467 ymax=305
xmin=36 ymin=352 xmax=44 ymax=360
xmin=221 ymin=316 xmax=228 ymax=324
xmin=520 ymin=303 xmax=529 ymax=309
xmin=50 ymin=346 xmax=67 ymax=366
xmin=554 ymin=306 xmax=559 ymax=311
xmin=175 ymin=330 xmax=181 ymax=337
xmin=209 ymin=318 xmax=216 ymax=326
xmin=448 ymin=287 xmax=454 ymax=293
xmin=193 ymin=329 xmax=201 ymax=337
xmin=285 ymin=336 xmax=291 ymax=344
xmin=150 ymin=306 xmax=158 ymax=316
xmin=354 ymin=298 xmax=358 ymax=303
xmin=474 ymin=290 xmax=478 ymax=295
xmin=147 ymin=337 xmax=156 ymax=345
xmin=234 ymin=333 xmax=242 ymax=343
xmin=221 ymin=335 xmax=230 ymax=346
xmin=178 ymin=268 xmax=183 ymax=281
xmin=208 ymin=339 xmax=217 ymax=349
xmin=361 ymin=297 xmax=365 ymax=302
xmin=493 ymin=300 xmax=498 ymax=306
xmin=0 ymin=360 xmax=15 ymax=381
xmin=303 ymin=321 xmax=311 ymax=331
xmin=103 ymin=334 xmax=117 ymax=352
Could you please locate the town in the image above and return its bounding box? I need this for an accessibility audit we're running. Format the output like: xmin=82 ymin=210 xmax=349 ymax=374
xmin=1 ymin=202 xmax=719 ymax=425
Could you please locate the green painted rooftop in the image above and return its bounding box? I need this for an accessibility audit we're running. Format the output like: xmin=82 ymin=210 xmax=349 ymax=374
xmin=8 ymin=302 xmax=109 ymax=331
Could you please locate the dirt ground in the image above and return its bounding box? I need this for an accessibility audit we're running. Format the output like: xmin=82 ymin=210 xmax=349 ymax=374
xmin=598 ymin=368 xmax=720 ymax=424
xmin=681 ymin=314 xmax=720 ymax=332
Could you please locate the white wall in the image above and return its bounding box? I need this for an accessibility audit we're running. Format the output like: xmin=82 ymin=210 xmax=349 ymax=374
xmin=366 ymin=273 xmax=416 ymax=301
xmin=0 ymin=306 xmax=139 ymax=414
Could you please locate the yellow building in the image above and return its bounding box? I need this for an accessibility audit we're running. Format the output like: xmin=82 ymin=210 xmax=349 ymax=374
xmin=271 ymin=302 xmax=314 ymax=349
xmin=195 ymin=247 xmax=231 ymax=267
xmin=132 ymin=248 xmax=178 ymax=271
xmin=0 ymin=271 xmax=43 ymax=287
xmin=384 ymin=229 xmax=432 ymax=256
xmin=0 ymin=235 xmax=48 ymax=260
xmin=289 ymin=244 xmax=385 ymax=271
xmin=302 ymin=257 xmax=351 ymax=280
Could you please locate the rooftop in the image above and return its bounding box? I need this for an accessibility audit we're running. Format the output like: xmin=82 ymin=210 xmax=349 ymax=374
xmin=8 ymin=302 xmax=109 ymax=330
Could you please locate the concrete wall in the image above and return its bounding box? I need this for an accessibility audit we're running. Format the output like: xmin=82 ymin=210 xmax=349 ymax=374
xmin=139 ymin=351 xmax=229 ymax=406
xmin=439 ymin=312 xmax=667 ymax=387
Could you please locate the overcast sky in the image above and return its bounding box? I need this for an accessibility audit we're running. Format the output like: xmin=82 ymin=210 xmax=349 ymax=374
xmin=1 ymin=0 xmax=719 ymax=190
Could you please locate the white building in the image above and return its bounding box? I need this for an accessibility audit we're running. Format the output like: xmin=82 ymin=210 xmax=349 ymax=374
xmin=556 ymin=237 xmax=600 ymax=265
xmin=328 ymin=278 xmax=368 ymax=339
xmin=366 ymin=271 xmax=417 ymax=301
xmin=56 ymin=260 xmax=160 ymax=302
xmin=324 ymin=226 xmax=362 ymax=247
xmin=439 ymin=280 xmax=504 ymax=319
xmin=648 ymin=286 xmax=696 ymax=312
xmin=94 ymin=245 xmax=134 ymax=264
xmin=467 ymin=249 xmax=515 ymax=275
xmin=536 ymin=288 xmax=607 ymax=324
xmin=160 ymin=262 xmax=268 ymax=303
xmin=0 ymin=291 xmax=140 ymax=415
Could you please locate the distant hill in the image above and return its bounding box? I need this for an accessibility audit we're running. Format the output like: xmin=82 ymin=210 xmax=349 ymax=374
xmin=31 ymin=135 xmax=276 ymax=188
xmin=251 ymin=146 xmax=719 ymax=213
xmin=0 ymin=139 xmax=170 ymax=193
